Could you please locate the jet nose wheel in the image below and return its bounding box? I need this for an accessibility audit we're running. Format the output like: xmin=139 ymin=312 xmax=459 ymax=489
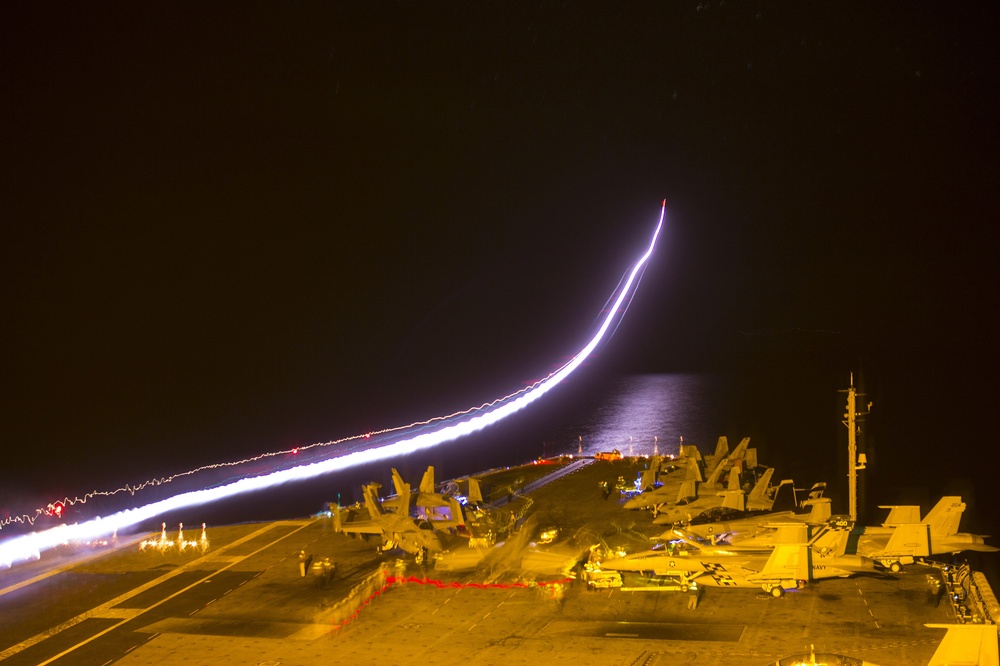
xmin=889 ymin=561 xmax=902 ymax=573
xmin=768 ymin=585 xmax=784 ymax=598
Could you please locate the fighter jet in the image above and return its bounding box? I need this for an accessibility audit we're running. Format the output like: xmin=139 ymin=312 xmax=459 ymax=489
xmin=661 ymin=492 xmax=832 ymax=545
xmin=600 ymin=517 xmax=874 ymax=597
xmin=623 ymin=437 xmax=751 ymax=511
xmin=688 ymin=435 xmax=735 ymax=476
xmin=701 ymin=436 xmax=751 ymax=489
xmin=855 ymin=496 xmax=998 ymax=572
xmin=434 ymin=514 xmax=591 ymax=578
xmin=650 ymin=464 xmax=781 ymax=527
xmin=333 ymin=481 xmax=454 ymax=562
xmin=621 ymin=457 xmax=701 ymax=510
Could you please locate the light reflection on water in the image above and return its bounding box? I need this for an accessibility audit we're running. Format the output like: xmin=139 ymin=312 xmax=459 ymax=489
xmin=548 ymin=373 xmax=732 ymax=459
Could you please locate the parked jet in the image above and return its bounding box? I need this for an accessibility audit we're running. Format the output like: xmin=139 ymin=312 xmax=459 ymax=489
xmin=333 ymin=482 xmax=455 ymax=562
xmin=651 ymin=466 xmax=777 ymax=526
xmin=434 ymin=514 xmax=590 ymax=578
xmin=623 ymin=437 xmax=755 ymax=513
xmin=621 ymin=457 xmax=698 ymax=510
xmin=662 ymin=493 xmax=831 ymax=544
xmin=855 ymin=496 xmax=998 ymax=571
xmin=644 ymin=436 xmax=739 ymax=493
xmin=601 ymin=517 xmax=874 ymax=597
xmin=657 ymin=524 xmax=801 ymax=557
xmin=685 ymin=435 xmax=728 ymax=479
xmin=702 ymin=437 xmax=751 ymax=489
xmin=650 ymin=478 xmax=745 ymax=526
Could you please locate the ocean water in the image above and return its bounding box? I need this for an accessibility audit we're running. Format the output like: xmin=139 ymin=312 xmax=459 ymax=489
xmin=543 ymin=373 xmax=733 ymax=459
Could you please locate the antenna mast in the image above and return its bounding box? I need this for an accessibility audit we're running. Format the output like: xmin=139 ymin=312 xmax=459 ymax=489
xmin=841 ymin=373 xmax=870 ymax=521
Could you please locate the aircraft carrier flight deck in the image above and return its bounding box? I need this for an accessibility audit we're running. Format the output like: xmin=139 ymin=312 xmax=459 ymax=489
xmin=0 ymin=455 xmax=995 ymax=666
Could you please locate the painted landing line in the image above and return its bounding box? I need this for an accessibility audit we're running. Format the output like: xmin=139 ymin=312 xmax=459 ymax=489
xmin=0 ymin=519 xmax=317 ymax=663
xmin=856 ymin=581 xmax=882 ymax=629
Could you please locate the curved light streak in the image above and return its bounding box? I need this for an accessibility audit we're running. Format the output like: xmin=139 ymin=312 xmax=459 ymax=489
xmin=0 ymin=391 xmax=536 ymax=531
xmin=0 ymin=201 xmax=666 ymax=567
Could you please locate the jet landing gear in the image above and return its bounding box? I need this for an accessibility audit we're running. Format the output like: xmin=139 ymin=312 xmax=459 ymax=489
xmin=878 ymin=555 xmax=914 ymax=573
xmin=762 ymin=579 xmax=803 ymax=597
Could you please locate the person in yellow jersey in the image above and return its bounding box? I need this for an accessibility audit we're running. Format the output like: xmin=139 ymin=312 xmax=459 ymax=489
xmin=687 ymin=581 xmax=700 ymax=610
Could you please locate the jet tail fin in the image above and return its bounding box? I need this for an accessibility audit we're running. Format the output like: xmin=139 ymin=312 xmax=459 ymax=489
xmin=747 ymin=468 xmax=775 ymax=505
xmin=684 ymin=456 xmax=704 ymax=483
xmin=362 ymin=483 xmax=385 ymax=520
xmin=398 ymin=482 xmax=412 ymax=516
xmin=680 ymin=444 xmax=702 ymax=462
xmin=727 ymin=462 xmax=743 ymax=492
xmin=676 ymin=479 xmax=697 ymax=504
xmin=795 ymin=481 xmax=826 ymax=505
xmin=808 ymin=517 xmax=854 ymax=559
xmin=925 ymin=624 xmax=999 ymax=666
xmin=706 ymin=437 xmax=750 ymax=488
xmin=711 ymin=436 xmax=729 ymax=462
xmin=390 ymin=468 xmax=407 ymax=496
xmin=801 ymin=497 xmax=832 ymax=524
xmin=922 ymin=496 xmax=965 ymax=537
xmin=467 ymin=477 xmax=483 ymax=505
xmin=419 ymin=466 xmax=436 ymax=495
xmin=639 ymin=468 xmax=657 ymax=492
xmin=449 ymin=497 xmax=465 ymax=529
xmin=769 ymin=480 xmax=797 ymax=512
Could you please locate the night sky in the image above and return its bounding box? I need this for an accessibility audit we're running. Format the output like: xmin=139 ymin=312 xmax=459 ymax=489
xmin=2 ymin=4 xmax=998 ymax=535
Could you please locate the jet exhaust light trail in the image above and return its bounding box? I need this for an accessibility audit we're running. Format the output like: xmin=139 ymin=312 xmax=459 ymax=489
xmin=0 ymin=201 xmax=667 ymax=568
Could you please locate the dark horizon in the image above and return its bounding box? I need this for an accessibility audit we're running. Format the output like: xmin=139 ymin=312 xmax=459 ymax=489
xmin=2 ymin=4 xmax=997 ymax=543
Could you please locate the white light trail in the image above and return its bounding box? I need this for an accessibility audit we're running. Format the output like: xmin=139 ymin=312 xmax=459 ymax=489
xmin=0 ymin=201 xmax=666 ymax=567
